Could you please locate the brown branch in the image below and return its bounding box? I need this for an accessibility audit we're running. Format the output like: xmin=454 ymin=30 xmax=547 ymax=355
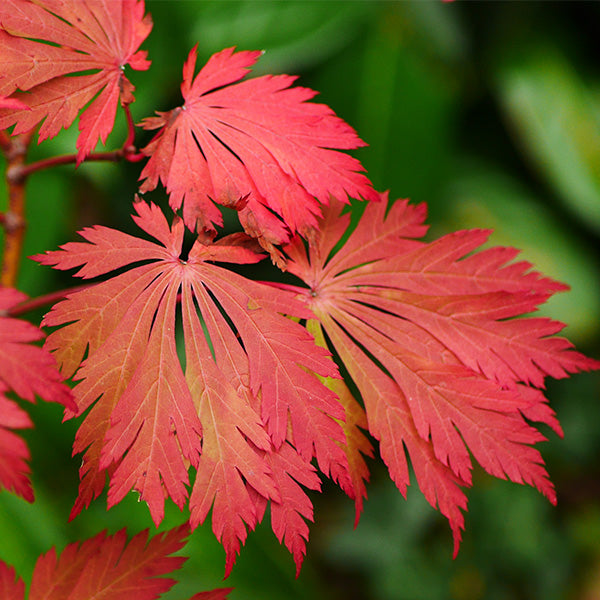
xmin=0 ymin=130 xmax=12 ymax=154
xmin=1 ymin=131 xmax=33 ymax=287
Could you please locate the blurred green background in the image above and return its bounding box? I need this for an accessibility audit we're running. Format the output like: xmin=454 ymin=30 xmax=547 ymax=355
xmin=1 ymin=1 xmax=600 ymax=599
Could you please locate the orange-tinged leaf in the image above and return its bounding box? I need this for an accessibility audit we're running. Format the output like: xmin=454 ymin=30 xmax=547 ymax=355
xmin=139 ymin=46 xmax=378 ymax=246
xmin=181 ymin=263 xmax=328 ymax=575
xmin=281 ymin=193 xmax=600 ymax=554
xmin=182 ymin=279 xmax=278 ymax=574
xmin=101 ymin=276 xmax=202 ymax=524
xmin=0 ymin=0 xmax=152 ymax=161
xmin=35 ymin=201 xmax=348 ymax=573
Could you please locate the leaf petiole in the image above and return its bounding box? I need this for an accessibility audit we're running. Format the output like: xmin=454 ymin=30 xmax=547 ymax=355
xmin=2 ymin=284 xmax=94 ymax=318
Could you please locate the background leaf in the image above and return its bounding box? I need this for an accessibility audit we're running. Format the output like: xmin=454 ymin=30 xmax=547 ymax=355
xmin=495 ymin=45 xmax=600 ymax=233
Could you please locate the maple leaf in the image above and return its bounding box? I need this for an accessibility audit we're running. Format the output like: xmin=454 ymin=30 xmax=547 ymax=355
xmin=138 ymin=46 xmax=378 ymax=250
xmin=280 ymin=192 xmax=600 ymax=555
xmin=0 ymin=0 xmax=152 ymax=162
xmin=35 ymin=200 xmax=351 ymax=574
xmin=0 ymin=286 xmax=74 ymax=501
xmin=0 ymin=525 xmax=232 ymax=600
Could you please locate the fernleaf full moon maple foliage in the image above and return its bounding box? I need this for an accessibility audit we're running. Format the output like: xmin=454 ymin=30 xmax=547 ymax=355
xmin=279 ymin=194 xmax=599 ymax=554
xmin=34 ymin=194 xmax=600 ymax=570
xmin=1 ymin=0 xmax=599 ymax=592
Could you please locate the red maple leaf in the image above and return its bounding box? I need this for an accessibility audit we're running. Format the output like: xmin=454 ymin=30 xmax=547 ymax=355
xmin=139 ymin=46 xmax=378 ymax=249
xmin=0 ymin=286 xmax=74 ymax=501
xmin=0 ymin=0 xmax=152 ymax=162
xmin=279 ymin=193 xmax=600 ymax=555
xmin=34 ymin=201 xmax=353 ymax=574
xmin=0 ymin=525 xmax=232 ymax=600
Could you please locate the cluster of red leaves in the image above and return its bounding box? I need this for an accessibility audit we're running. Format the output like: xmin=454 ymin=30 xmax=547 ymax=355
xmin=1 ymin=0 xmax=599 ymax=588
xmin=0 ymin=525 xmax=231 ymax=600
xmin=34 ymin=194 xmax=599 ymax=573
xmin=0 ymin=0 xmax=376 ymax=250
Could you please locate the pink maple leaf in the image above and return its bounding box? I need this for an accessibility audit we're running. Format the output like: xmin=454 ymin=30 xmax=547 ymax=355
xmin=139 ymin=46 xmax=378 ymax=251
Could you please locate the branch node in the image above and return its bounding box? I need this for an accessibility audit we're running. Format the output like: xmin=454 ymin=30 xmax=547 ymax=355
xmin=2 ymin=210 xmax=25 ymax=233
xmin=6 ymin=163 xmax=25 ymax=185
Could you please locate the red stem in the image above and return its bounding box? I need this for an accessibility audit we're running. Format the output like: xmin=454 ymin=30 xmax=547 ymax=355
xmin=3 ymin=283 xmax=94 ymax=317
xmin=17 ymin=149 xmax=124 ymax=179
xmin=122 ymin=104 xmax=147 ymax=162
xmin=123 ymin=104 xmax=137 ymax=149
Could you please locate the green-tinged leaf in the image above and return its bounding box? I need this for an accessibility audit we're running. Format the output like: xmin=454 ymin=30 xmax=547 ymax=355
xmin=186 ymin=1 xmax=374 ymax=74
xmin=496 ymin=45 xmax=600 ymax=231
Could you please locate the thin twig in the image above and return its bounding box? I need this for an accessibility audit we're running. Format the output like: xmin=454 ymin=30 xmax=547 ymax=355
xmin=123 ymin=104 xmax=137 ymax=149
xmin=11 ymin=110 xmax=146 ymax=177
xmin=3 ymin=283 xmax=94 ymax=317
xmin=122 ymin=105 xmax=147 ymax=162
xmin=16 ymin=149 xmax=124 ymax=179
